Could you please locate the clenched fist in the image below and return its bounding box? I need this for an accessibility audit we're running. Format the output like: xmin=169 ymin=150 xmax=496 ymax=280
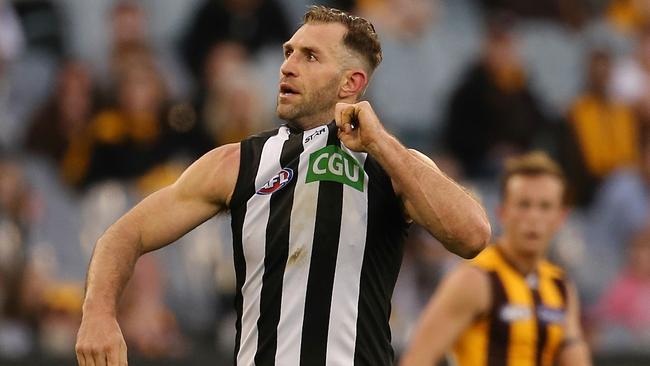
xmin=335 ymin=101 xmax=389 ymax=153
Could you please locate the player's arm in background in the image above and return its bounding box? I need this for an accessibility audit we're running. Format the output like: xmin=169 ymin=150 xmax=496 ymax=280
xmin=75 ymin=143 xmax=240 ymax=366
xmin=399 ymin=265 xmax=490 ymax=366
xmin=557 ymin=282 xmax=592 ymax=366
xmin=335 ymin=101 xmax=491 ymax=259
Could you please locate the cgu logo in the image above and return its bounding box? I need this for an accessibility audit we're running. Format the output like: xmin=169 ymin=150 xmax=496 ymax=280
xmin=257 ymin=168 xmax=294 ymax=195
xmin=306 ymin=145 xmax=365 ymax=192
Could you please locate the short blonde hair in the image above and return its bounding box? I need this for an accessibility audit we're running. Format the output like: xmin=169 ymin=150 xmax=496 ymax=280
xmin=500 ymin=151 xmax=567 ymax=204
xmin=303 ymin=6 xmax=382 ymax=73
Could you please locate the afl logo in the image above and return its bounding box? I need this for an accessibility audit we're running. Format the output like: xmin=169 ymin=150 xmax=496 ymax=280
xmin=257 ymin=168 xmax=294 ymax=195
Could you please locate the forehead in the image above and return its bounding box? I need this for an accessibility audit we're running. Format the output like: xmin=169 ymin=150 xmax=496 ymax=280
xmin=286 ymin=22 xmax=347 ymax=53
xmin=505 ymin=174 xmax=564 ymax=200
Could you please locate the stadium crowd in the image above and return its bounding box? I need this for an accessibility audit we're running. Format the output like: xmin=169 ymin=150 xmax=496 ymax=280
xmin=0 ymin=0 xmax=649 ymax=364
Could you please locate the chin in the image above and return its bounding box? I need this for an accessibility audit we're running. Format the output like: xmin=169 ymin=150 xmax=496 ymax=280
xmin=519 ymin=240 xmax=548 ymax=257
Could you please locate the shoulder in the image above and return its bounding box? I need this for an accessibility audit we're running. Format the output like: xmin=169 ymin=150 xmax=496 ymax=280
xmin=440 ymin=262 xmax=491 ymax=315
xmin=173 ymin=143 xmax=241 ymax=206
xmin=539 ymin=259 xmax=566 ymax=281
xmin=468 ymin=245 xmax=501 ymax=271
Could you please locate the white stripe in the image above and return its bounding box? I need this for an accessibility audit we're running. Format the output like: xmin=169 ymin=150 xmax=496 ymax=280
xmin=237 ymin=127 xmax=289 ymax=366
xmin=274 ymin=125 xmax=329 ymax=365
xmin=326 ymin=146 xmax=369 ymax=366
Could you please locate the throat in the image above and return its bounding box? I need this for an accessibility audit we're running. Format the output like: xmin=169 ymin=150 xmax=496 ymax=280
xmin=496 ymin=240 xmax=540 ymax=275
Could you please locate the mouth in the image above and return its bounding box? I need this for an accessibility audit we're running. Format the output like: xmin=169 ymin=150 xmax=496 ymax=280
xmin=524 ymin=231 xmax=541 ymax=241
xmin=279 ymin=83 xmax=300 ymax=97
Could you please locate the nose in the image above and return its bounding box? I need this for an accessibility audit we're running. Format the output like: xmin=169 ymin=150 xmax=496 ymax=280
xmin=280 ymin=54 xmax=298 ymax=78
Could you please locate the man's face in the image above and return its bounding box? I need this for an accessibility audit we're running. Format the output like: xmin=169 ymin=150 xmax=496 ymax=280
xmin=277 ymin=23 xmax=347 ymax=124
xmin=498 ymin=175 xmax=567 ymax=257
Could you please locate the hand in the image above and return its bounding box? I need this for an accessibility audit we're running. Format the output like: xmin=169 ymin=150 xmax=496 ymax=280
xmin=335 ymin=101 xmax=387 ymax=152
xmin=76 ymin=312 xmax=128 ymax=366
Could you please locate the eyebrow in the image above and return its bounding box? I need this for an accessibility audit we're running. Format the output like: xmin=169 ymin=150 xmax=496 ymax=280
xmin=283 ymin=43 xmax=322 ymax=56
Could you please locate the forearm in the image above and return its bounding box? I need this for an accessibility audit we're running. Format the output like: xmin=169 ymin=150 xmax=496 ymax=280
xmin=83 ymin=221 xmax=143 ymax=317
xmin=558 ymin=341 xmax=592 ymax=366
xmin=367 ymin=133 xmax=490 ymax=258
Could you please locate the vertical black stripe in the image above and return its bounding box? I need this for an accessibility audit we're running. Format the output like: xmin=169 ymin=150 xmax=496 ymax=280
xmin=254 ymin=130 xmax=304 ymax=366
xmin=231 ymin=134 xmax=273 ymax=364
xmin=553 ymin=278 xmax=568 ymax=305
xmin=487 ymin=271 xmax=510 ymax=366
xmin=300 ymin=125 xmax=344 ymax=365
xmin=354 ymin=156 xmax=407 ymax=366
xmin=531 ymin=283 xmax=548 ymax=366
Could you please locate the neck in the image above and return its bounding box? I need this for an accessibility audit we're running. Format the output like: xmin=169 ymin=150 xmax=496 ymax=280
xmin=287 ymin=108 xmax=335 ymax=131
xmin=496 ymin=238 xmax=543 ymax=275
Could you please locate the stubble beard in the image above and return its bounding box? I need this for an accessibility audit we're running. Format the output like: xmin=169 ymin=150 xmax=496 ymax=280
xmin=276 ymin=76 xmax=340 ymax=127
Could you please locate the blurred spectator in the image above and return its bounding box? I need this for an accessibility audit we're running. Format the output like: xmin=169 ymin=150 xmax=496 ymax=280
xmin=361 ymin=0 xmax=477 ymax=151
xmin=592 ymin=220 xmax=650 ymax=351
xmin=567 ymin=49 xmax=639 ymax=205
xmin=180 ymin=0 xmax=291 ymax=82
xmin=60 ymin=48 xmax=190 ymax=191
xmin=102 ymin=1 xmax=189 ymax=99
xmin=24 ymin=60 xmax=97 ymax=169
xmin=479 ymin=0 xmax=589 ymax=29
xmin=196 ymin=41 xmax=272 ymax=147
xmin=444 ymin=12 xmax=547 ymax=179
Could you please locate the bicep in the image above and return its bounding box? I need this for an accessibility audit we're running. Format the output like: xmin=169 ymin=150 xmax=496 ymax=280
xmin=113 ymin=144 xmax=240 ymax=253
xmin=117 ymin=185 xmax=220 ymax=253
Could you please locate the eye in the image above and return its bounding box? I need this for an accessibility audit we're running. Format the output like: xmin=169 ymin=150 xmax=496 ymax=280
xmin=284 ymin=49 xmax=292 ymax=58
xmin=307 ymin=53 xmax=317 ymax=62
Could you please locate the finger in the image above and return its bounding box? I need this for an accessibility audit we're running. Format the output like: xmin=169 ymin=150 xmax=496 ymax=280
xmin=76 ymin=349 xmax=86 ymax=366
xmin=107 ymin=347 xmax=119 ymax=366
xmin=335 ymin=102 xmax=352 ymax=127
xmin=341 ymin=105 xmax=355 ymax=125
xmin=92 ymin=350 xmax=106 ymax=366
xmin=85 ymin=352 xmax=96 ymax=366
xmin=119 ymin=341 xmax=128 ymax=366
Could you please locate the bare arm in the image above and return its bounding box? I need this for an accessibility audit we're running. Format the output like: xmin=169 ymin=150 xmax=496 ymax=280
xmin=335 ymin=101 xmax=491 ymax=258
xmin=400 ymin=265 xmax=490 ymax=365
xmin=76 ymin=143 xmax=240 ymax=366
xmin=557 ymin=282 xmax=592 ymax=366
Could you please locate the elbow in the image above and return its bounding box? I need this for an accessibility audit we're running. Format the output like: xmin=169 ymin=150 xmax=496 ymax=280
xmin=451 ymin=219 xmax=491 ymax=259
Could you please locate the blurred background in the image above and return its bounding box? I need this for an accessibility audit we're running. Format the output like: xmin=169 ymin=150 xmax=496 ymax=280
xmin=0 ymin=0 xmax=649 ymax=365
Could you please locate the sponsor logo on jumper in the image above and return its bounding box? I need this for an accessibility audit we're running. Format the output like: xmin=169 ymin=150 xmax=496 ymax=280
xmin=257 ymin=168 xmax=294 ymax=195
xmin=306 ymin=145 xmax=364 ymax=191
xmin=304 ymin=127 xmax=327 ymax=144
xmin=499 ymin=305 xmax=532 ymax=322
xmin=537 ymin=306 xmax=565 ymax=324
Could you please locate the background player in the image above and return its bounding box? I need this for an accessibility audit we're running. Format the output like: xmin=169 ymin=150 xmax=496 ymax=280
xmin=400 ymin=152 xmax=591 ymax=366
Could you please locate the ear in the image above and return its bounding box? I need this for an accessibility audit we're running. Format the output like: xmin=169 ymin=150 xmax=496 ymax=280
xmin=339 ymin=69 xmax=368 ymax=99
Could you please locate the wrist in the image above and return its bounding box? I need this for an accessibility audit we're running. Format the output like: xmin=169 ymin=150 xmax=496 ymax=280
xmin=82 ymin=297 xmax=117 ymax=318
xmin=365 ymin=129 xmax=394 ymax=156
xmin=365 ymin=130 xmax=405 ymax=164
